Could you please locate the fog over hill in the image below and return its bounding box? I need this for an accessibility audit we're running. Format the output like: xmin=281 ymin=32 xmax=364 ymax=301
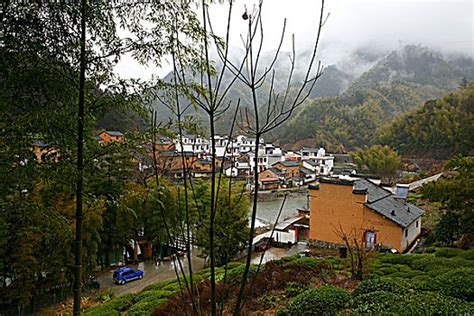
xmin=150 ymin=44 xmax=473 ymax=135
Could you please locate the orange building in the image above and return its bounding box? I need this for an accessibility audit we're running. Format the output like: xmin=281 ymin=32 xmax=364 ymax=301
xmin=309 ymin=178 xmax=423 ymax=252
xmin=98 ymin=131 xmax=124 ymax=143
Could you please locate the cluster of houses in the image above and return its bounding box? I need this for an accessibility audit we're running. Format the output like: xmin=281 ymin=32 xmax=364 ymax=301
xmin=32 ymin=130 xmax=434 ymax=256
xmin=33 ymin=130 xmax=342 ymax=189
xmin=145 ymin=133 xmax=337 ymax=188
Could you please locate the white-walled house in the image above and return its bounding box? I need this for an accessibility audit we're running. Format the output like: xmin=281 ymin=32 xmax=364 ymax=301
xmin=174 ymin=135 xmax=209 ymax=155
xmin=300 ymin=148 xmax=334 ymax=176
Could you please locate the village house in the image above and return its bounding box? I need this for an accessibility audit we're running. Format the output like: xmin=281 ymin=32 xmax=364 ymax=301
xmin=258 ymin=168 xmax=285 ymax=190
xmin=272 ymin=160 xmax=301 ymax=178
xmin=154 ymin=150 xmax=197 ymax=179
xmin=98 ymin=130 xmax=124 ymax=143
xmin=32 ymin=140 xmax=60 ymax=162
xmin=309 ymin=178 xmax=423 ymax=253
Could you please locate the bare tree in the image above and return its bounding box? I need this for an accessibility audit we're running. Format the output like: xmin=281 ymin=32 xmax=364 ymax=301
xmin=137 ymin=0 xmax=327 ymax=313
xmin=221 ymin=2 xmax=327 ymax=313
xmin=333 ymin=224 xmax=371 ymax=280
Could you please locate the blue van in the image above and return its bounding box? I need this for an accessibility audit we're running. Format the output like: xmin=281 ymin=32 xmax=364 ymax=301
xmin=113 ymin=267 xmax=144 ymax=285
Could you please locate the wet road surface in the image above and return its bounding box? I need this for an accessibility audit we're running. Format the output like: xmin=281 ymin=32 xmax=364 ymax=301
xmin=98 ymin=252 xmax=207 ymax=296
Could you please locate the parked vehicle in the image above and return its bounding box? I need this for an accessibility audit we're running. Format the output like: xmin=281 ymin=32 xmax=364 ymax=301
xmin=113 ymin=267 xmax=144 ymax=285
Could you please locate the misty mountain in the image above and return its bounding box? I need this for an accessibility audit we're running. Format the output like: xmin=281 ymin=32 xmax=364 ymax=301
xmin=347 ymin=45 xmax=466 ymax=92
xmin=149 ymin=44 xmax=473 ymax=142
xmin=269 ymin=45 xmax=474 ymax=151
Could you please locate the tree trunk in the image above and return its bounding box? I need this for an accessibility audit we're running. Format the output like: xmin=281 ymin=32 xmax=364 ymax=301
xmin=73 ymin=0 xmax=87 ymax=314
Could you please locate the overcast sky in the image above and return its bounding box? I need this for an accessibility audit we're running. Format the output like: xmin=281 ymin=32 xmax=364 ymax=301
xmin=115 ymin=0 xmax=473 ymax=80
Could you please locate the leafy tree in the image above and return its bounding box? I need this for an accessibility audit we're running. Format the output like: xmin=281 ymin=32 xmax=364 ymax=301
xmin=350 ymin=145 xmax=401 ymax=181
xmin=191 ymin=180 xmax=250 ymax=266
xmin=422 ymin=156 xmax=474 ymax=247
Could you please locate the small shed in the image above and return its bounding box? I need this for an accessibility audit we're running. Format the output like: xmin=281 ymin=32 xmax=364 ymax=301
xmin=274 ymin=215 xmax=310 ymax=244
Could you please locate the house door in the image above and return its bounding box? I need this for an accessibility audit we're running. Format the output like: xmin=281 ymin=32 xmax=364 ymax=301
xmin=297 ymin=228 xmax=307 ymax=241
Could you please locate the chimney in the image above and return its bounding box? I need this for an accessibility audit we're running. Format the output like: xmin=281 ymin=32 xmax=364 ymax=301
xmin=395 ymin=184 xmax=409 ymax=199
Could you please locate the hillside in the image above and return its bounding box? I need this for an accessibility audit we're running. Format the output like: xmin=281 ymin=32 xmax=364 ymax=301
xmin=148 ymin=45 xmax=473 ymax=145
xmin=379 ymin=83 xmax=474 ymax=158
xmin=271 ymin=45 xmax=473 ymax=151
xmin=83 ymin=248 xmax=474 ymax=315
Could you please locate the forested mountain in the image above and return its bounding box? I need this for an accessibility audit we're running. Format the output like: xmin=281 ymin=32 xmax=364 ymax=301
xmin=147 ymin=44 xmax=473 ymax=146
xmin=379 ymin=83 xmax=474 ymax=158
xmin=270 ymin=45 xmax=473 ymax=151
xmin=347 ymin=45 xmax=465 ymax=91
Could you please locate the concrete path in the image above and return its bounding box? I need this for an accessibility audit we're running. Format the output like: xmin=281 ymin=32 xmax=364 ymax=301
xmin=98 ymin=253 xmax=207 ymax=296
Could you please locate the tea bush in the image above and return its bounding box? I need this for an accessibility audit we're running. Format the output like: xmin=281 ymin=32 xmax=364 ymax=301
xmin=83 ymin=293 xmax=136 ymax=315
xmin=351 ymin=290 xmax=401 ymax=314
xmin=386 ymin=292 xmax=474 ymax=315
xmin=286 ymin=285 xmax=350 ymax=315
xmin=352 ymin=277 xmax=408 ymax=297
xmin=127 ymin=296 xmax=167 ymax=316
xmin=435 ymin=247 xmax=465 ymax=258
xmin=420 ymin=268 xmax=474 ymax=301
xmin=284 ymin=281 xmax=308 ymax=297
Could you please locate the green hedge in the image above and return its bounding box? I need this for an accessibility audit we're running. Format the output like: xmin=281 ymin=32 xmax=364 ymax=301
xmin=284 ymin=281 xmax=308 ymax=298
xmin=133 ymin=289 xmax=174 ymax=303
xmin=126 ymin=296 xmax=167 ymax=316
xmin=386 ymin=292 xmax=474 ymax=315
xmin=83 ymin=293 xmax=136 ymax=315
xmin=419 ymin=268 xmax=474 ymax=301
xmin=285 ymin=285 xmax=350 ymax=315
xmin=352 ymin=278 xmax=408 ymax=298
xmin=351 ymin=290 xmax=401 ymax=314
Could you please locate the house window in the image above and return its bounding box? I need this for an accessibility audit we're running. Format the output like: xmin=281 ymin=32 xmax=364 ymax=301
xmin=405 ymin=229 xmax=408 ymax=237
xmin=416 ymin=220 xmax=419 ymax=228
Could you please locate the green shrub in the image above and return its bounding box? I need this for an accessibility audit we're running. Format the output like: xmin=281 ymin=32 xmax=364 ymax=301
xmin=284 ymin=257 xmax=321 ymax=269
xmin=223 ymin=261 xmax=244 ymax=270
xmin=284 ymin=281 xmax=308 ymax=297
xmin=133 ymin=289 xmax=173 ymax=303
xmin=90 ymin=289 xmax=114 ymax=302
xmin=352 ymin=278 xmax=407 ymax=298
xmin=461 ymin=248 xmax=474 ymax=260
xmin=389 ymin=270 xmax=423 ymax=279
xmin=409 ymin=256 xmax=450 ymax=272
xmin=387 ymin=292 xmax=474 ymax=315
xmin=286 ymin=285 xmax=350 ymax=315
xmin=420 ymin=268 xmax=474 ymax=301
xmin=352 ymin=290 xmax=401 ymax=314
xmin=379 ymin=254 xmax=414 ymax=265
xmin=160 ymin=283 xmax=182 ymax=293
xmin=127 ymin=296 xmax=167 ymax=316
xmin=83 ymin=293 xmax=136 ymax=315
xmin=225 ymin=263 xmax=259 ymax=282
xmin=275 ymin=255 xmax=299 ymax=265
xmin=424 ymin=246 xmax=437 ymax=253
xmin=141 ymin=279 xmax=177 ymax=292
xmin=435 ymin=247 xmax=465 ymax=258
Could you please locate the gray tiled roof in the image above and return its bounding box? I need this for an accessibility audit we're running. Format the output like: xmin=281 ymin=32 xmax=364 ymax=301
xmin=300 ymin=166 xmax=314 ymax=174
xmin=105 ymin=131 xmax=124 ymax=136
xmin=353 ymin=179 xmax=391 ymax=203
xmin=355 ymin=179 xmax=423 ymax=228
xmin=365 ymin=195 xmax=424 ymax=228
xmin=273 ymin=160 xmax=300 ymax=167
xmin=301 ymin=147 xmax=319 ymax=152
